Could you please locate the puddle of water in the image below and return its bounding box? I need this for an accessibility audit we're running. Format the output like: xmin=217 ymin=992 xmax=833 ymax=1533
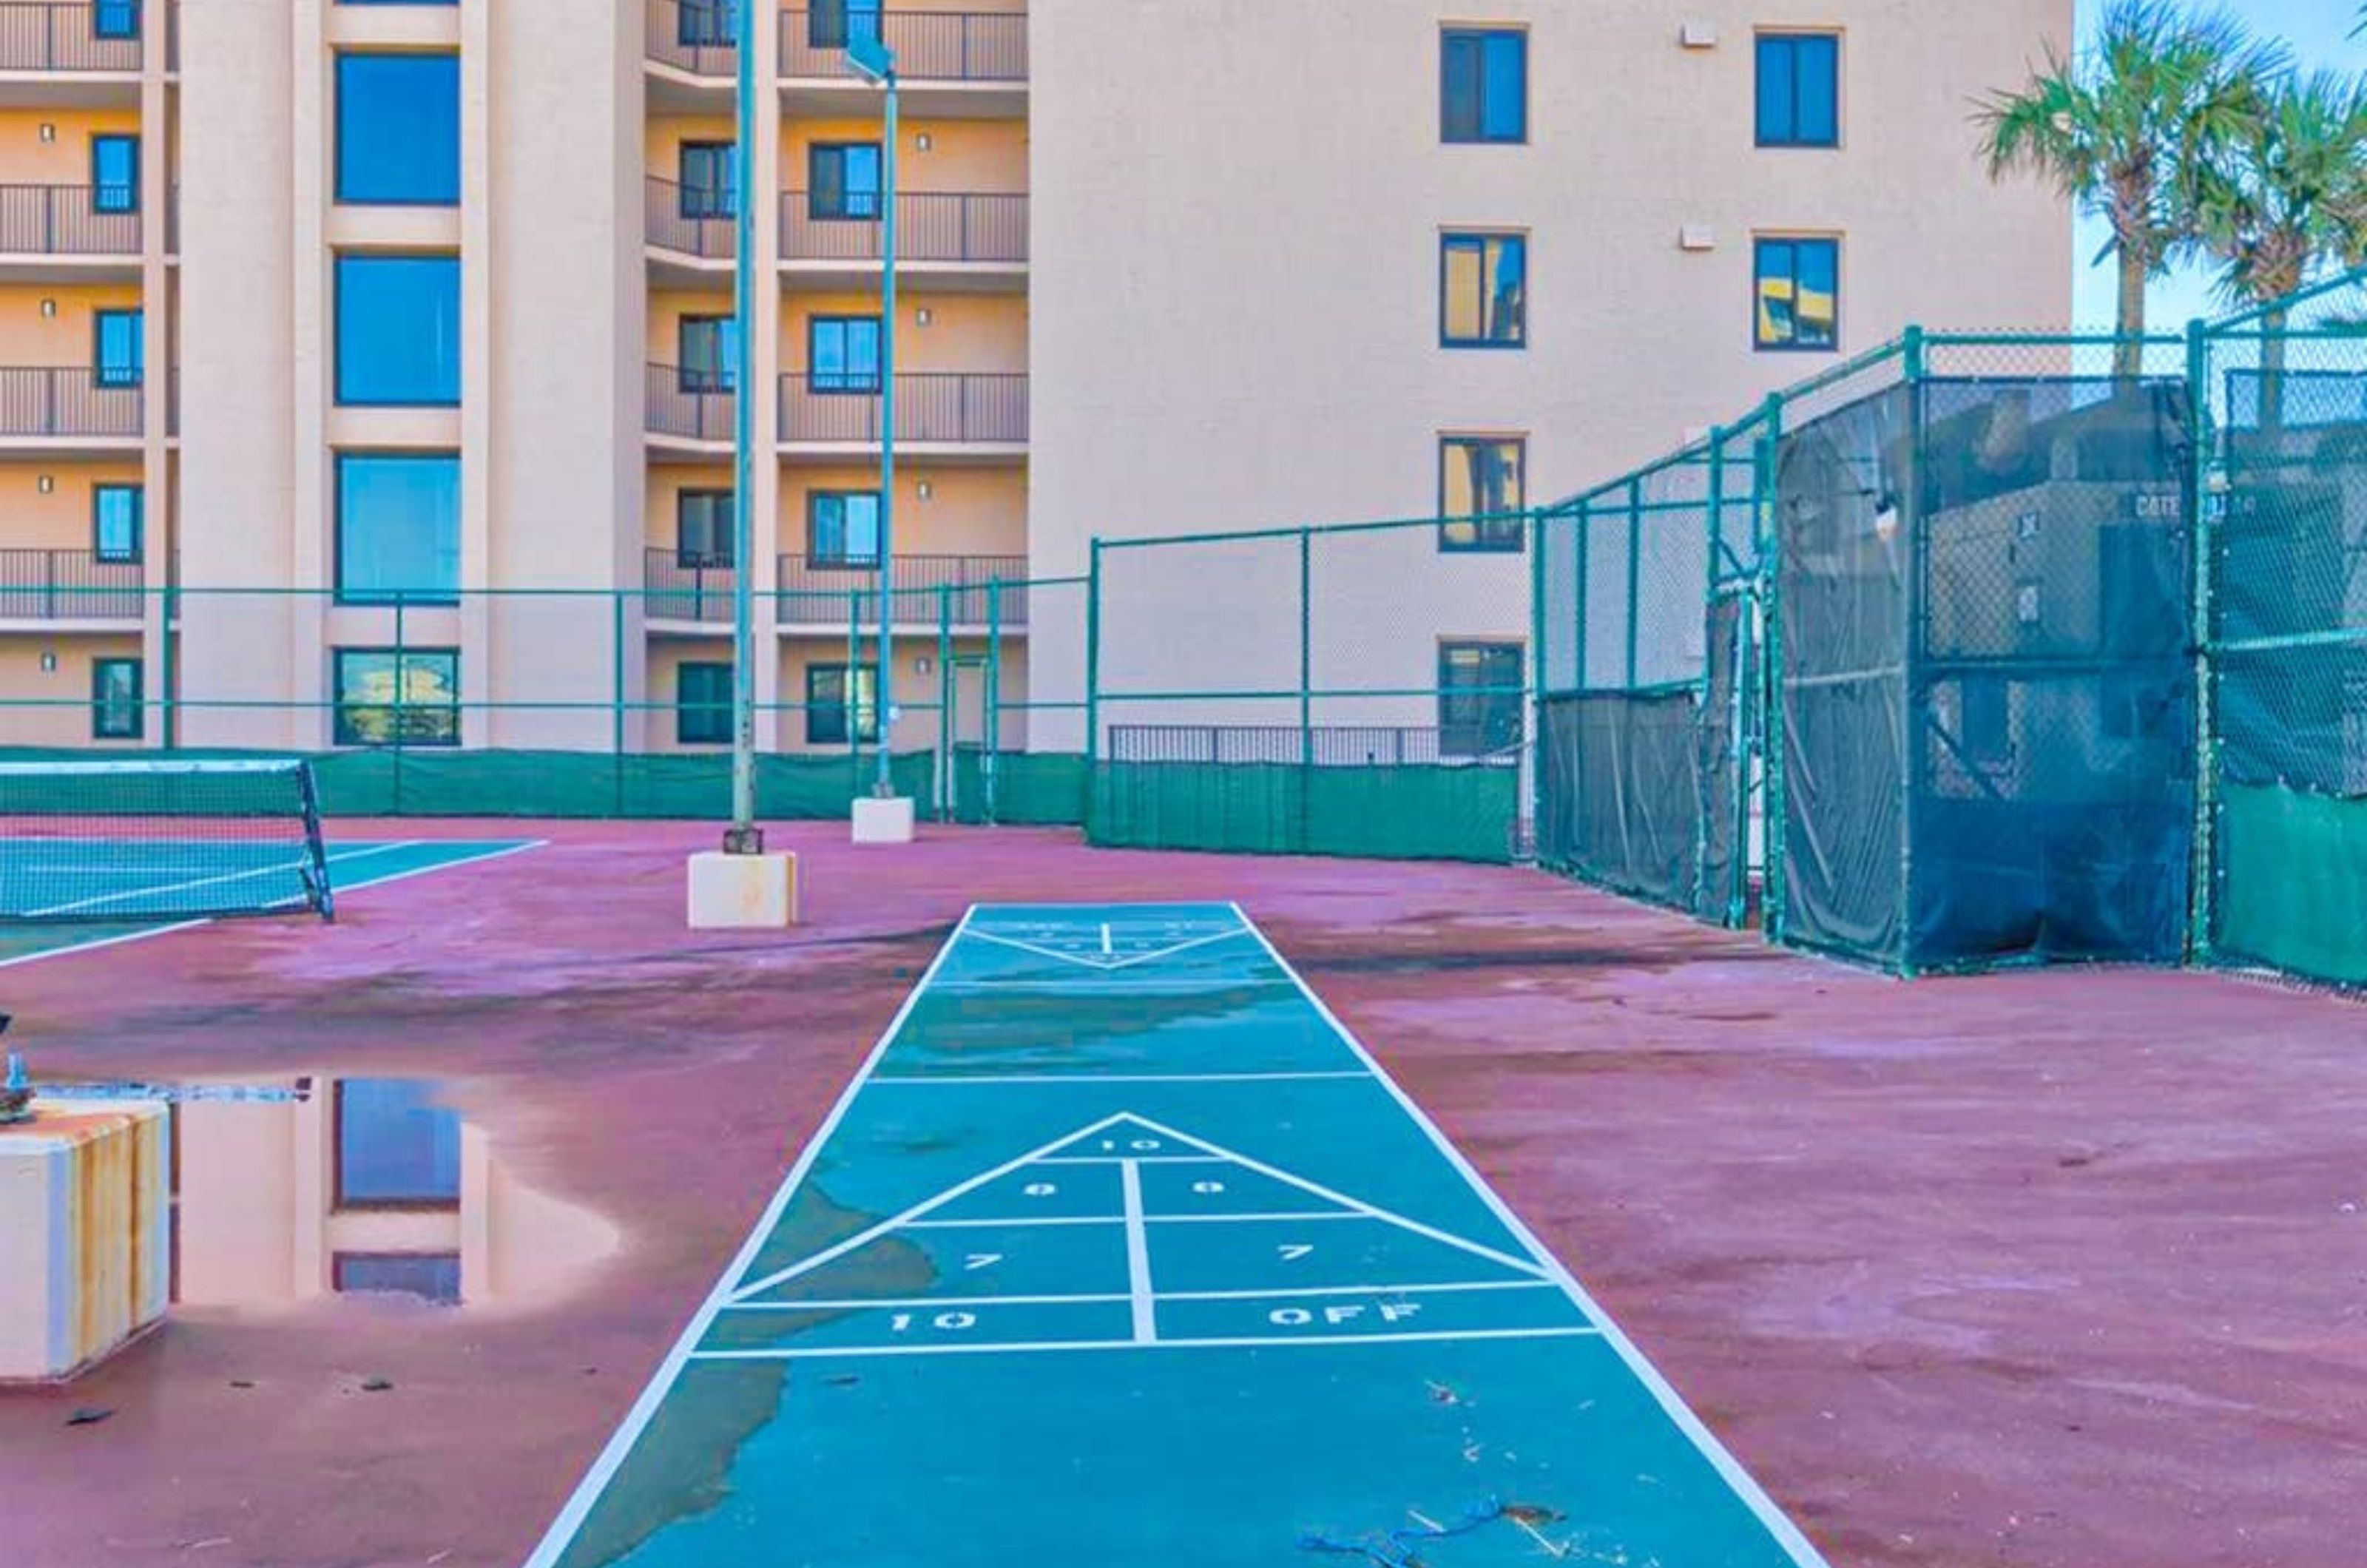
xmin=149 ymin=1075 xmax=619 ymax=1316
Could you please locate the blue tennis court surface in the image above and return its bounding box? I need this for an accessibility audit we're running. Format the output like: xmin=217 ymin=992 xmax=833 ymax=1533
xmin=0 ymin=838 xmax=541 ymax=965
xmin=527 ymin=902 xmax=1828 ymax=1568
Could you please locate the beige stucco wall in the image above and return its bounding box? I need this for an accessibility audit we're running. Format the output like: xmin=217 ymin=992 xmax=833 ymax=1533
xmin=0 ymin=459 xmax=142 ymax=549
xmin=0 ymin=107 xmax=144 ymax=186
xmin=0 ymin=635 xmax=143 ymax=746
xmin=782 ymin=115 xmax=1025 ymax=194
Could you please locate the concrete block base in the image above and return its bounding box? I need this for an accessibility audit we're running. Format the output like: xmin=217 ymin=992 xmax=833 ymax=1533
xmin=851 ymin=796 xmax=916 ymax=845
xmin=686 ymin=850 xmax=800 ymax=929
xmin=0 ymin=1100 xmax=171 ymax=1382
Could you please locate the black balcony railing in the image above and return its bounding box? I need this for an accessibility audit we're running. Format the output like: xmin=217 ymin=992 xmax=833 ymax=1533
xmin=780 ymin=191 xmax=1025 ymax=264
xmin=646 ymin=0 xmax=736 ymax=77
xmin=644 ymin=547 xmax=737 ymax=623
xmin=780 ymin=10 xmax=1025 ymax=84
xmin=0 ymin=2 xmax=141 ymax=72
xmin=780 ymin=371 xmax=1026 ymax=445
xmin=0 ymin=184 xmax=138 ymax=255
xmin=0 ymin=366 xmax=141 ymax=436
xmin=646 ymin=362 xmax=736 ymax=442
xmin=646 ymin=176 xmax=737 ymax=261
xmin=0 ymin=547 xmax=142 ymax=620
xmin=777 ymin=552 xmax=1030 ymax=625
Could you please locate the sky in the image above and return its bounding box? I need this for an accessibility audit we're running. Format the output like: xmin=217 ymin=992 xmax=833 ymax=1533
xmin=2064 ymin=0 xmax=2367 ymax=328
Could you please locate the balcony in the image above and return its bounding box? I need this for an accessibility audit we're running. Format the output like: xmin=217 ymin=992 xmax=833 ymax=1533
xmin=646 ymin=362 xmax=735 ymax=447
xmin=778 ymin=371 xmax=1026 ymax=450
xmin=645 ymin=175 xmax=735 ymax=271
xmin=644 ymin=0 xmax=735 ymax=92
xmin=0 ymin=183 xmax=139 ymax=270
xmin=780 ymin=191 xmax=1024 ymax=287
xmin=0 ymin=547 xmax=143 ymax=623
xmin=780 ymin=10 xmax=1025 ymax=115
xmin=644 ymin=547 xmax=736 ymax=625
xmin=0 ymin=2 xmax=141 ymax=77
xmin=0 ymin=366 xmax=141 ymax=442
xmin=777 ymin=552 xmax=1030 ymax=626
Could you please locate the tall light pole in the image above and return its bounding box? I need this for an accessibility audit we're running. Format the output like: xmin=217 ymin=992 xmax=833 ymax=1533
xmin=845 ymin=33 xmax=898 ymax=798
xmin=723 ymin=0 xmax=762 ymax=854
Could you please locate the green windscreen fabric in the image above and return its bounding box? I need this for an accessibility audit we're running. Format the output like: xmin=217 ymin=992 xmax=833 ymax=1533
xmin=952 ymin=748 xmax=1088 ymax=827
xmin=1537 ymin=691 xmax=1704 ymax=910
xmin=1087 ymin=761 xmax=1516 ymax=863
xmin=2216 ymin=783 xmax=2367 ymax=984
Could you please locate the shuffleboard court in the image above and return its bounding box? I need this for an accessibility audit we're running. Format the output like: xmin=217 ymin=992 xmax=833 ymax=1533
xmin=527 ymin=902 xmax=1829 ymax=1567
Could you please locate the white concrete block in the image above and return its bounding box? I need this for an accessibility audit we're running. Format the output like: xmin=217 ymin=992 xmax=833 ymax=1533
xmin=851 ymin=796 xmax=916 ymax=845
xmin=686 ymin=850 xmax=799 ymax=929
xmin=0 ymin=1100 xmax=171 ymax=1382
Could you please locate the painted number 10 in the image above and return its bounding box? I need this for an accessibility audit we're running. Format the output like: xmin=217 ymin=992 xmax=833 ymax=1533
xmin=888 ymin=1311 xmax=977 ymax=1334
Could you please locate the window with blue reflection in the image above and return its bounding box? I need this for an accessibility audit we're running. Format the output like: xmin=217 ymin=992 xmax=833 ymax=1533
xmin=810 ymin=0 xmax=883 ymax=49
xmin=91 ymin=134 xmax=138 ymax=214
xmin=679 ymin=315 xmax=738 ymax=393
xmin=1757 ymin=34 xmax=1840 ymax=148
xmin=1442 ymin=29 xmax=1526 ymax=143
xmin=92 ymin=0 xmax=138 ymax=38
xmin=337 ymin=254 xmax=460 ymax=405
xmin=678 ymin=0 xmax=735 ymax=47
xmin=679 ymin=141 xmax=736 ymax=219
xmin=678 ymin=662 xmax=732 ymax=746
xmin=678 ymin=489 xmax=734 ymax=564
xmin=92 ymin=308 xmax=141 ymax=388
xmin=808 ymin=316 xmax=881 ymax=393
xmin=806 ymin=663 xmax=879 ymax=746
xmin=809 ymin=143 xmax=882 ymax=220
xmin=92 ymin=658 xmax=141 ymax=740
xmin=92 ymin=483 xmax=141 ymax=563
xmin=336 ymin=53 xmax=460 ymax=206
xmin=807 ymin=490 xmax=882 ymax=563
xmin=1754 ymin=236 xmax=1840 ymax=351
xmin=337 ymin=453 xmax=459 ymax=604
xmin=334 ymin=1079 xmax=461 ymax=1208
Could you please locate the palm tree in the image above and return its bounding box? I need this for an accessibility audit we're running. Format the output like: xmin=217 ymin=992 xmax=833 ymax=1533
xmin=1975 ymin=0 xmax=2283 ymax=377
xmin=2186 ymin=69 xmax=2367 ymax=423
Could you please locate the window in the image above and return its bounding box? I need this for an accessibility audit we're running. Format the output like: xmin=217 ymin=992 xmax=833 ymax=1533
xmin=93 ymin=308 xmax=141 ymax=388
xmin=806 ymin=662 xmax=879 ymax=746
xmin=337 ymin=254 xmax=461 ymax=404
xmin=92 ymin=0 xmax=137 ymax=38
xmin=807 ymin=490 xmax=882 ymax=564
xmin=809 ymin=143 xmax=882 ymax=220
xmin=679 ymin=141 xmax=736 ymax=220
xmin=678 ymin=0 xmax=735 ymax=47
xmin=1757 ymin=33 xmax=1840 ymax=149
xmin=1439 ymin=436 xmax=1526 ymax=552
xmin=1441 ymin=29 xmax=1526 ymax=143
xmin=334 ymin=1079 xmax=461 ymax=1208
xmin=678 ymin=489 xmax=734 ymax=564
xmin=335 ymin=53 xmax=461 ymax=206
xmin=90 ymin=134 xmax=138 ymax=214
xmin=808 ymin=316 xmax=882 ymax=393
xmin=337 ymin=453 xmax=460 ymax=605
xmin=810 ymin=0 xmax=883 ymax=49
xmin=1439 ymin=642 xmax=1524 ymax=756
xmin=333 ymin=1253 xmax=461 ymax=1306
xmin=679 ymin=314 xmax=738 ymax=393
xmin=92 ymin=658 xmax=141 ymax=740
xmin=1755 ymin=237 xmax=1840 ymax=351
xmin=334 ymin=648 xmax=460 ymax=746
xmin=92 ymin=483 xmax=141 ymax=563
xmin=678 ymin=661 xmax=733 ymax=745
xmin=1440 ymin=232 xmax=1525 ymax=348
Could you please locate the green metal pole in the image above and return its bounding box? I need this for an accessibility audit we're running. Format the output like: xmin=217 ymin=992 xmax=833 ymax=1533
xmin=1759 ymin=393 xmax=1786 ymax=944
xmin=157 ymin=573 xmax=174 ymax=749
xmin=1624 ymin=479 xmax=1642 ymax=688
xmin=1084 ymin=538 xmax=1102 ymax=769
xmin=726 ymin=0 xmax=760 ymax=848
xmin=845 ymin=584 xmax=860 ymax=761
xmin=982 ymin=576 xmax=1002 ymax=823
xmin=612 ymin=589 xmax=627 ymax=817
xmin=1899 ymin=325 xmax=1926 ymax=977
xmin=935 ymin=584 xmax=952 ymax=820
xmin=871 ymin=70 xmax=899 ymax=797
xmin=1574 ymin=500 xmax=1588 ymax=689
xmin=1699 ymin=425 xmax=1725 ymax=919
xmin=1297 ymin=527 xmax=1312 ymax=768
xmin=2185 ymin=314 xmax=2218 ymax=964
xmin=1527 ymin=504 xmax=1547 ymax=862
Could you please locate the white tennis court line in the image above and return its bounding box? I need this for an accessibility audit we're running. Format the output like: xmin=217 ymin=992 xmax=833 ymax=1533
xmin=1121 ymin=1159 xmax=1156 ymax=1343
xmin=685 ymin=1325 xmax=1604 ymax=1363
xmin=24 ymin=839 xmax=416 ymax=919
xmin=960 ymin=923 xmax=1252 ymax=972
xmin=720 ymin=1280 xmax=1562 ymax=1314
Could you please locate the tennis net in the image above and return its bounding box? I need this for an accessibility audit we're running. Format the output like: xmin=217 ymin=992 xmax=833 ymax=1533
xmin=0 ymin=758 xmax=335 ymax=924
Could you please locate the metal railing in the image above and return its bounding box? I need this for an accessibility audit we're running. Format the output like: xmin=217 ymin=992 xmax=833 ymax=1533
xmin=779 ymin=10 xmax=1026 ymax=83
xmin=0 ymin=366 xmax=141 ymax=436
xmin=0 ymin=1 xmax=141 ymax=72
xmin=645 ymin=0 xmax=736 ymax=77
xmin=646 ymin=362 xmax=735 ymax=442
xmin=779 ymin=371 xmax=1027 ymax=444
xmin=776 ymin=552 xmax=1029 ymax=624
xmin=780 ymin=191 xmax=1025 ymax=263
xmin=0 ymin=184 xmax=138 ymax=254
xmin=645 ymin=175 xmax=736 ymax=261
xmin=643 ymin=547 xmax=736 ymax=624
xmin=0 ymin=547 xmax=142 ymax=620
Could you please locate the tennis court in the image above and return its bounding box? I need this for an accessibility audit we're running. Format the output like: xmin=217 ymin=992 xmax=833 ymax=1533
xmin=526 ymin=901 xmax=1823 ymax=1568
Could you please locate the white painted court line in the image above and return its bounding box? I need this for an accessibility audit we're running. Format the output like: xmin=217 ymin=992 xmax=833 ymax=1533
xmin=868 ymin=1071 xmax=1369 ymax=1087
xmin=518 ymin=905 xmax=984 ymax=1568
xmin=22 ymin=839 xmax=416 ymax=919
xmin=724 ymin=1292 xmax=1133 ymax=1312
xmin=685 ymin=1325 xmax=1604 ymax=1362
xmin=904 ymin=1216 xmax=1122 ymax=1231
xmin=720 ymin=1279 xmax=1564 ymax=1314
xmin=1121 ymin=1160 xmax=1156 ymax=1343
xmin=1228 ymin=902 xmax=1834 ymax=1568
xmin=961 ymin=923 xmax=1252 ymax=972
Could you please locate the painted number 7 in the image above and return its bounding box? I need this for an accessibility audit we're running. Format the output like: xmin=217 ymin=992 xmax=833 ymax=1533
xmin=1277 ymin=1244 xmax=1314 ymax=1263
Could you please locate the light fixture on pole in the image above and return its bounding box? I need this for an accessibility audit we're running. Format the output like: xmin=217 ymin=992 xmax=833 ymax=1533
xmin=844 ymin=33 xmax=899 ymax=802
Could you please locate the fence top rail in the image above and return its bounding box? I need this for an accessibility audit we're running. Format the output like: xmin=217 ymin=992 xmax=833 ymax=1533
xmin=2204 ymin=262 xmax=2367 ymax=339
xmin=1095 ymin=507 xmax=1534 ymax=554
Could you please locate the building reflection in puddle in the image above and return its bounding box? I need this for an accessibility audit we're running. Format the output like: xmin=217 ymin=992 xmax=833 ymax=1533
xmin=168 ymin=1077 xmax=615 ymax=1311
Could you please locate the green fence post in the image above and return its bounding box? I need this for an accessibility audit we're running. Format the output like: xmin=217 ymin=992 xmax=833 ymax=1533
xmin=1699 ymin=425 xmax=1726 ymax=918
xmin=935 ymin=584 xmax=953 ymax=821
xmin=2185 ymin=314 xmax=2218 ymax=965
xmin=1297 ymin=527 xmax=1313 ymax=768
xmin=845 ymin=583 xmax=860 ymax=766
xmin=1624 ymin=479 xmax=1643 ymax=689
xmin=1527 ymin=504 xmax=1547 ymax=862
xmin=1898 ymin=325 xmax=1927 ymax=976
xmin=1084 ymin=537 xmax=1103 ymax=771
xmin=612 ymin=589 xmax=627 ymax=817
xmin=984 ymin=578 xmax=1002 ymax=824
xmin=391 ymin=592 xmax=408 ymax=812
xmin=1573 ymin=499 xmax=1590 ymax=689
xmin=1759 ymin=392 xmax=1786 ymax=944
xmin=158 ymin=576 xmax=175 ymax=750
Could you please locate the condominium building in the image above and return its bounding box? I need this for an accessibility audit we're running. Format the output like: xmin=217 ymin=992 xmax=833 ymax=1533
xmin=0 ymin=0 xmax=2069 ymax=760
